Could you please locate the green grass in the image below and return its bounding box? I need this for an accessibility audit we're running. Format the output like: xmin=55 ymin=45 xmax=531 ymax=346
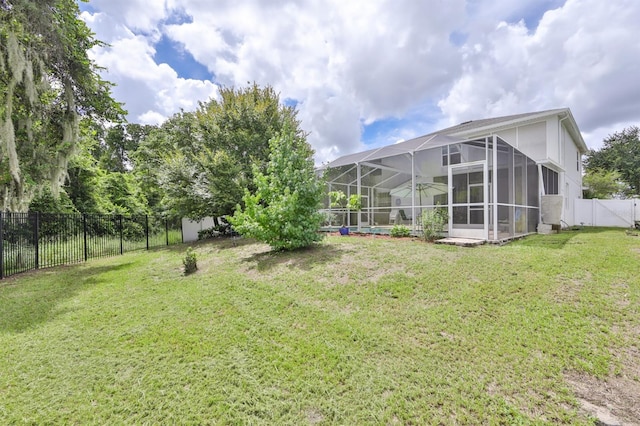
xmin=1 ymin=228 xmax=639 ymax=424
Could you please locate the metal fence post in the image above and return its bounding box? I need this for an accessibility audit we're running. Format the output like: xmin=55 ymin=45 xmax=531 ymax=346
xmin=165 ymin=219 xmax=169 ymax=246
xmin=34 ymin=212 xmax=40 ymax=270
xmin=83 ymin=214 xmax=88 ymax=262
xmin=145 ymin=215 xmax=149 ymax=250
xmin=119 ymin=215 xmax=124 ymax=255
xmin=0 ymin=211 xmax=3 ymax=279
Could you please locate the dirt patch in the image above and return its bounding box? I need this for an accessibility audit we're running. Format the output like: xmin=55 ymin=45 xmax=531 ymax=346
xmin=329 ymin=231 xmax=417 ymax=241
xmin=305 ymin=408 xmax=324 ymax=424
xmin=565 ymin=352 xmax=640 ymax=425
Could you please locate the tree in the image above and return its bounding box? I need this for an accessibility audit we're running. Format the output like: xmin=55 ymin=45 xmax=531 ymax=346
xmin=96 ymin=123 xmax=154 ymax=173
xmin=0 ymin=0 xmax=123 ymax=211
xmin=230 ymin=124 xmax=324 ymax=251
xmin=585 ymin=126 xmax=640 ymax=197
xmin=582 ymin=169 xmax=626 ymax=199
xmin=156 ymin=84 xmax=300 ymax=221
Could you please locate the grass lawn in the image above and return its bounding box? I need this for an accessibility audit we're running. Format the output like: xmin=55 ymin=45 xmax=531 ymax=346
xmin=1 ymin=228 xmax=639 ymax=424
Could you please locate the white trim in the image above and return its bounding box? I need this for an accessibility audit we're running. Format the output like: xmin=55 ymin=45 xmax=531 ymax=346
xmin=448 ymin=160 xmax=489 ymax=239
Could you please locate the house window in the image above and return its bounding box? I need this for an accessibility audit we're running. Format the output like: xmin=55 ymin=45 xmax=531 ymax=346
xmin=541 ymin=166 xmax=558 ymax=194
xmin=441 ymin=145 xmax=461 ymax=166
xmin=576 ymin=151 xmax=580 ymax=172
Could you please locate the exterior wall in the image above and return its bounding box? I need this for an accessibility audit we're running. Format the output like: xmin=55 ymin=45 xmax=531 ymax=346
xmin=561 ymin=124 xmax=583 ymax=226
xmin=455 ymin=113 xmax=585 ymax=227
xmin=545 ymin=115 xmax=561 ymax=164
xmin=514 ymin=122 xmax=547 ymax=161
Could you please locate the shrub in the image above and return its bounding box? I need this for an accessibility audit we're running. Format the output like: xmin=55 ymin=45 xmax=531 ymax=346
xmin=230 ymin=124 xmax=324 ymax=251
xmin=197 ymin=227 xmax=218 ymax=240
xmin=390 ymin=224 xmax=411 ymax=237
xmin=197 ymin=221 xmax=235 ymax=240
xmin=421 ymin=206 xmax=448 ymax=242
xmin=183 ymin=247 xmax=197 ymax=275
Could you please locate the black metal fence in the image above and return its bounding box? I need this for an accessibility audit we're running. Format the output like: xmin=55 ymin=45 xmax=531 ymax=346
xmin=0 ymin=212 xmax=183 ymax=279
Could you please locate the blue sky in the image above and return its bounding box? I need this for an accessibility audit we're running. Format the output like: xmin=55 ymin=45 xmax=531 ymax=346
xmin=79 ymin=0 xmax=640 ymax=163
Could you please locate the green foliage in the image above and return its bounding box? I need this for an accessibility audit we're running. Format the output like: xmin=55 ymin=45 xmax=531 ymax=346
xmin=0 ymin=0 xmax=124 ymax=211
xmin=96 ymin=123 xmax=154 ymax=173
xmin=154 ymin=84 xmax=300 ymax=221
xmin=328 ymin=190 xmax=361 ymax=225
xmin=95 ymin=172 xmax=149 ymax=216
xmin=230 ymin=125 xmax=324 ymax=251
xmin=585 ymin=126 xmax=640 ymax=197
xmin=29 ymin=187 xmax=78 ymax=213
xmin=421 ymin=205 xmax=448 ymax=241
xmin=182 ymin=247 xmax=197 ymax=275
xmin=582 ymin=169 xmax=627 ymax=199
xmin=197 ymin=223 xmax=232 ymax=240
xmin=390 ymin=224 xmax=411 ymax=237
xmin=328 ymin=191 xmax=361 ymax=210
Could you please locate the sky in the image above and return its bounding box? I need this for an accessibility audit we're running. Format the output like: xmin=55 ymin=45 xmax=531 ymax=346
xmin=78 ymin=0 xmax=640 ymax=164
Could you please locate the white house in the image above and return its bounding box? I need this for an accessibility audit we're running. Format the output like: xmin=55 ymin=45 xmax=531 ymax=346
xmin=321 ymin=108 xmax=588 ymax=242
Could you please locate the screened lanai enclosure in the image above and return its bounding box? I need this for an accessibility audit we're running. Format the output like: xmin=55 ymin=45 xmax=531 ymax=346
xmin=321 ymin=134 xmax=542 ymax=241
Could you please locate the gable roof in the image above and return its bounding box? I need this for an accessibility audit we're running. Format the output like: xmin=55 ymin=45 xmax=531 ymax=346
xmin=440 ymin=108 xmax=588 ymax=153
xmin=323 ymin=108 xmax=587 ymax=169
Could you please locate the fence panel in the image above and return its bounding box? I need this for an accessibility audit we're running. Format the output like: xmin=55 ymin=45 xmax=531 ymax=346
xmin=38 ymin=213 xmax=85 ymax=269
xmin=1 ymin=212 xmax=183 ymax=279
xmin=574 ymin=199 xmax=637 ymax=227
xmin=0 ymin=213 xmax=36 ymax=278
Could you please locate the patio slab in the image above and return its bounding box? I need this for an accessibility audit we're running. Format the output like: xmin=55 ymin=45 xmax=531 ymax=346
xmin=435 ymin=237 xmax=486 ymax=247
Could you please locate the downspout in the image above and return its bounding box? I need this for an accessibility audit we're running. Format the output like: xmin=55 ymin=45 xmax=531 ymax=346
xmin=538 ymin=163 xmax=545 ymax=226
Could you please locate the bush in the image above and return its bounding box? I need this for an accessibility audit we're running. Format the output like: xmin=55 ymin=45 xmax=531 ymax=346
xmin=197 ymin=221 xmax=235 ymax=240
xmin=390 ymin=224 xmax=411 ymax=237
xmin=421 ymin=206 xmax=448 ymax=242
xmin=230 ymin=124 xmax=324 ymax=251
xmin=183 ymin=247 xmax=197 ymax=275
xmin=197 ymin=227 xmax=218 ymax=240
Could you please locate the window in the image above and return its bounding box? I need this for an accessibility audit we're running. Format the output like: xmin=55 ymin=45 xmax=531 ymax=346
xmin=541 ymin=166 xmax=558 ymax=194
xmin=442 ymin=145 xmax=461 ymax=166
xmin=576 ymin=151 xmax=580 ymax=172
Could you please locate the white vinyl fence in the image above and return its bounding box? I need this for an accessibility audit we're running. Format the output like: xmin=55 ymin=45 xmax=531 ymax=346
xmin=182 ymin=217 xmax=217 ymax=242
xmin=574 ymin=199 xmax=639 ymax=227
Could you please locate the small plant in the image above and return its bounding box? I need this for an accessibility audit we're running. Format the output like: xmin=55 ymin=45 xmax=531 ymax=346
xmin=390 ymin=224 xmax=411 ymax=238
xmin=328 ymin=190 xmax=362 ymax=226
xmin=421 ymin=205 xmax=448 ymax=242
xmin=183 ymin=247 xmax=198 ymax=275
xmin=197 ymin=227 xmax=218 ymax=240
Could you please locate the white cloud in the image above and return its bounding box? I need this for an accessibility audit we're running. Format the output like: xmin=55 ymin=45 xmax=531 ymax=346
xmin=158 ymin=0 xmax=467 ymax=161
xmin=82 ymin=10 xmax=218 ymax=124
xmin=438 ymin=0 xmax=640 ymax=149
xmin=81 ymin=0 xmax=640 ymax=162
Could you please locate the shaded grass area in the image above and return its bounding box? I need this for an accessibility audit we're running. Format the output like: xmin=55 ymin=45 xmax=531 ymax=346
xmin=0 ymin=228 xmax=639 ymax=424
